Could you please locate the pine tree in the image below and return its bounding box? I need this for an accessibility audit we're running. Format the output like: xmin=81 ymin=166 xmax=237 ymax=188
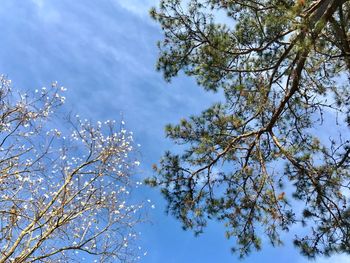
xmin=147 ymin=0 xmax=350 ymax=258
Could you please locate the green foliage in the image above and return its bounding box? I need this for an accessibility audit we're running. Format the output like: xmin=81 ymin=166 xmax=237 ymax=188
xmin=148 ymin=0 xmax=350 ymax=259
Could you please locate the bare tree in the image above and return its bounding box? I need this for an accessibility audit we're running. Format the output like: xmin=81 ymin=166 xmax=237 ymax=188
xmin=0 ymin=75 xmax=144 ymax=262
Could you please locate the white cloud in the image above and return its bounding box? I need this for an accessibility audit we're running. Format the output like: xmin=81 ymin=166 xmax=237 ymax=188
xmin=298 ymin=254 xmax=350 ymax=263
xmin=29 ymin=0 xmax=61 ymax=23
xmin=316 ymin=255 xmax=350 ymax=263
xmin=113 ymin=0 xmax=157 ymax=17
xmin=30 ymin=0 xmax=45 ymax=8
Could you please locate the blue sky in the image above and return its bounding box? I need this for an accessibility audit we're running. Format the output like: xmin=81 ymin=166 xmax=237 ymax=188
xmin=0 ymin=1 xmax=349 ymax=262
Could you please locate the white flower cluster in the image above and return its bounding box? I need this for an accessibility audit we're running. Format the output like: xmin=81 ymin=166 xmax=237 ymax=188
xmin=0 ymin=76 xmax=144 ymax=262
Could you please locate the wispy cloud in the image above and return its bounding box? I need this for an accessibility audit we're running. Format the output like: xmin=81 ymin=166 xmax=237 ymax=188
xmin=112 ymin=0 xmax=158 ymax=18
xmin=29 ymin=0 xmax=44 ymax=8
xmin=313 ymin=254 xmax=350 ymax=263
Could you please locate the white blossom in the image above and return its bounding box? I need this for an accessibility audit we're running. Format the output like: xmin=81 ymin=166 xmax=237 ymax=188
xmin=0 ymin=75 xmax=144 ymax=262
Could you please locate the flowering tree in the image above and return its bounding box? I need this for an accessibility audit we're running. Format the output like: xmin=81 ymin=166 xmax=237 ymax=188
xmin=0 ymin=75 xmax=143 ymax=262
